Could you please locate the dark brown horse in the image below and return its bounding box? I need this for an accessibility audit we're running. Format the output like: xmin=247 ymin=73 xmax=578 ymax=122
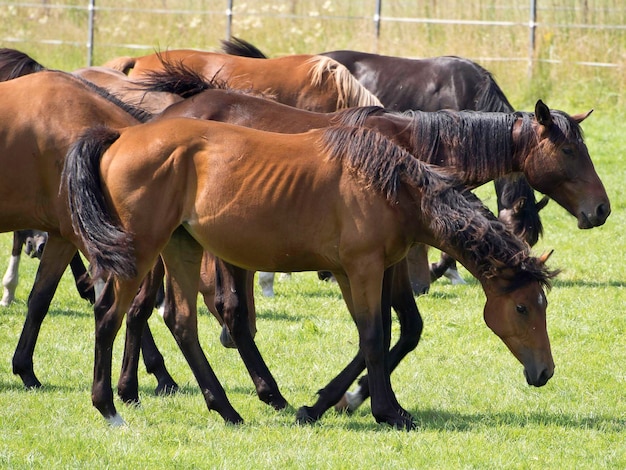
xmin=113 ymin=62 xmax=608 ymax=416
xmin=103 ymin=49 xmax=382 ymax=112
xmin=64 ymin=118 xmax=558 ymax=429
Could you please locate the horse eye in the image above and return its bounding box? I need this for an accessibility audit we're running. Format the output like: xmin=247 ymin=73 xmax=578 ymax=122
xmin=562 ymin=147 xmax=574 ymax=156
xmin=516 ymin=304 xmax=528 ymax=315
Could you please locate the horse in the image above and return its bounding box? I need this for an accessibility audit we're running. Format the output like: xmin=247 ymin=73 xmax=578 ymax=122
xmin=1 ymin=230 xmax=93 ymax=306
xmin=220 ymin=37 xmax=559 ymax=288
xmin=102 ymin=49 xmax=383 ymax=112
xmin=0 ymin=65 xmax=181 ymax=398
xmin=116 ymin=62 xmax=609 ymax=416
xmin=64 ymin=117 xmax=559 ymax=429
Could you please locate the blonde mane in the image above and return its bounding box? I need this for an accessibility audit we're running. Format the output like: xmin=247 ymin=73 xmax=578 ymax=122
xmin=306 ymin=56 xmax=382 ymax=109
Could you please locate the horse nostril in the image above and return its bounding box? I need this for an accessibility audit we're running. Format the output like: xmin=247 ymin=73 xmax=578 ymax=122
xmin=596 ymin=202 xmax=610 ymax=221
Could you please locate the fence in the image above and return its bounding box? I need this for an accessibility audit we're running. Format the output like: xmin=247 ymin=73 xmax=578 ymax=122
xmin=1 ymin=0 xmax=625 ymax=72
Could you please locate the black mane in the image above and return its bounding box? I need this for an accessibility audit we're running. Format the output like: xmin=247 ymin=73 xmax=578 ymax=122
xmin=0 ymin=48 xmax=45 ymax=81
xmin=320 ymin=125 xmax=556 ymax=287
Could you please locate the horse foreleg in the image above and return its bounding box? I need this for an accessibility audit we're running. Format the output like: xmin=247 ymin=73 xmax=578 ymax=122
xmin=406 ymin=244 xmax=431 ymax=295
xmin=430 ymin=251 xmax=465 ymax=284
xmin=257 ymin=271 xmax=276 ymax=297
xmin=335 ymin=259 xmax=424 ymax=413
xmin=160 ymin=229 xmax=243 ymax=424
xmin=1 ymin=232 xmax=23 ymax=307
xmin=214 ymin=259 xmax=288 ymax=410
xmin=68 ymin=252 xmax=95 ymax=303
xmin=117 ymin=257 xmax=178 ymax=404
xmin=298 ymin=266 xmax=414 ymax=429
xmin=12 ymin=236 xmax=76 ymax=388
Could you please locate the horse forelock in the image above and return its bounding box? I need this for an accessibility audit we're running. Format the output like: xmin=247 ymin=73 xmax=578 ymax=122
xmin=320 ymin=125 xmax=555 ymax=286
xmin=306 ymin=56 xmax=383 ymax=109
xmin=406 ymin=110 xmax=517 ymax=182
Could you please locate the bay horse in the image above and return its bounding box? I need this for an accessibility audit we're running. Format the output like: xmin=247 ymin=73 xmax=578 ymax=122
xmin=0 ymin=68 xmax=178 ymax=396
xmin=102 ymin=49 xmax=383 ymax=112
xmin=115 ymin=62 xmax=609 ymax=417
xmin=220 ymin=38 xmax=566 ymax=287
xmin=64 ymin=118 xmax=559 ymax=429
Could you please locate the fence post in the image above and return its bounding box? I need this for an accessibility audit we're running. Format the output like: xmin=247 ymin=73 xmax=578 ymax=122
xmin=87 ymin=0 xmax=96 ymax=66
xmin=225 ymin=0 xmax=233 ymax=39
xmin=528 ymin=0 xmax=537 ymax=77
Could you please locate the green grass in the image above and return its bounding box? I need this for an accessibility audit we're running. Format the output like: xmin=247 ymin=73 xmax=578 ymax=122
xmin=1 ymin=1 xmax=625 ymax=467
xmin=0 ymin=111 xmax=624 ymax=467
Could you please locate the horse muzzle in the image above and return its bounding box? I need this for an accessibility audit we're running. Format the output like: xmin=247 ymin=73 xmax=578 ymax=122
xmin=578 ymin=201 xmax=611 ymax=229
xmin=523 ymin=364 xmax=554 ymax=387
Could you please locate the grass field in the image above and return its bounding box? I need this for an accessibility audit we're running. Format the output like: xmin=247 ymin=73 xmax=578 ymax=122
xmin=0 ymin=1 xmax=625 ymax=468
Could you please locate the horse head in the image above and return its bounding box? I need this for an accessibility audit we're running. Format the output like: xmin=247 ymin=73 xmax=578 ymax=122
xmin=482 ymin=250 xmax=556 ymax=387
xmin=520 ymin=100 xmax=610 ymax=229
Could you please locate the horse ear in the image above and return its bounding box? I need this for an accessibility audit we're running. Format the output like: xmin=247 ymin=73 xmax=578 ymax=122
xmin=535 ymin=100 xmax=552 ymax=127
xmin=536 ymin=196 xmax=550 ymax=212
xmin=538 ymin=249 xmax=554 ymax=265
xmin=571 ymin=109 xmax=593 ymax=124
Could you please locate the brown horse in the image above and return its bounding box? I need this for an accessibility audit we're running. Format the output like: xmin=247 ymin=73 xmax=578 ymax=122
xmin=64 ymin=118 xmax=559 ymax=429
xmin=0 ymin=68 xmax=179 ymax=396
xmin=103 ymin=49 xmax=382 ymax=112
xmin=111 ymin=63 xmax=609 ymax=416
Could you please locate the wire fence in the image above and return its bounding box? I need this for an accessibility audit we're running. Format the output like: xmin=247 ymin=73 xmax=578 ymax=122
xmin=1 ymin=0 xmax=625 ymax=71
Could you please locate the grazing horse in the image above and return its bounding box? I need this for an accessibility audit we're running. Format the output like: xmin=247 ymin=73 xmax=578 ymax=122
xmin=64 ymin=118 xmax=558 ymax=429
xmin=1 ymin=230 xmax=93 ymax=306
xmin=103 ymin=49 xmax=383 ymax=112
xmin=118 ymin=62 xmax=609 ymax=416
xmin=0 ymin=68 xmax=178 ymax=396
xmin=220 ymin=37 xmax=566 ymax=287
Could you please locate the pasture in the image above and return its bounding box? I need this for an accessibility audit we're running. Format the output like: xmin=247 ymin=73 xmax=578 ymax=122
xmin=0 ymin=111 xmax=623 ymax=466
xmin=1 ymin=0 xmax=625 ymax=466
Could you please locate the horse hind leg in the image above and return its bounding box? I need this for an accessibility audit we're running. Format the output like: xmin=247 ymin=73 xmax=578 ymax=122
xmin=117 ymin=257 xmax=178 ymax=404
xmin=214 ymin=259 xmax=288 ymax=410
xmin=160 ymin=228 xmax=243 ymax=424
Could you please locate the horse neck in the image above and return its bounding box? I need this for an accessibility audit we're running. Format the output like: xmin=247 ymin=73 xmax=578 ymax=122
xmin=409 ymin=111 xmax=521 ymax=187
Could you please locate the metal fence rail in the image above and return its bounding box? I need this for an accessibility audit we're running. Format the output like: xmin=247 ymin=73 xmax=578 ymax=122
xmin=1 ymin=0 xmax=625 ymax=69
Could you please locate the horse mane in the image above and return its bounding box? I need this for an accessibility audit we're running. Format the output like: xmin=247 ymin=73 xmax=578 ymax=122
xmin=0 ymin=48 xmax=46 ymax=81
xmin=220 ymin=37 xmax=268 ymax=59
xmin=470 ymin=61 xmax=515 ymax=113
xmin=70 ymin=74 xmax=153 ymax=123
xmin=306 ymin=56 xmax=383 ymax=109
xmin=320 ymin=125 xmax=557 ymax=287
xmin=330 ymin=105 xmax=387 ymax=127
xmin=133 ymin=54 xmax=277 ymax=101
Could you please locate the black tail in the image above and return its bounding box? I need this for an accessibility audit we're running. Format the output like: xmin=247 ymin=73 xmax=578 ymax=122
xmin=220 ymin=37 xmax=268 ymax=59
xmin=63 ymin=126 xmax=137 ymax=279
xmin=0 ymin=48 xmax=46 ymax=81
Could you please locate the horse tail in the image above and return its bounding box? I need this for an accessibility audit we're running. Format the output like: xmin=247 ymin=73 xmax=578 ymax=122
xmin=0 ymin=48 xmax=47 ymax=81
xmin=307 ymin=56 xmax=382 ymax=109
xmin=102 ymin=56 xmax=137 ymax=74
xmin=220 ymin=37 xmax=268 ymax=58
xmin=135 ymin=53 xmax=226 ymax=98
xmin=63 ymin=126 xmax=137 ymax=280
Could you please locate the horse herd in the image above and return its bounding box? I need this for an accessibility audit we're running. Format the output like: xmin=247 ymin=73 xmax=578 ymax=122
xmin=0 ymin=37 xmax=610 ymax=430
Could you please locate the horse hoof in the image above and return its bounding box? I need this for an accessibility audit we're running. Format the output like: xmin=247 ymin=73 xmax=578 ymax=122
xmin=444 ymin=268 xmax=467 ymax=285
xmin=155 ymin=381 xmax=179 ymax=396
xmin=19 ymin=373 xmax=42 ymax=389
xmin=105 ymin=412 xmax=128 ymax=427
xmin=295 ymin=406 xmax=319 ymax=425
